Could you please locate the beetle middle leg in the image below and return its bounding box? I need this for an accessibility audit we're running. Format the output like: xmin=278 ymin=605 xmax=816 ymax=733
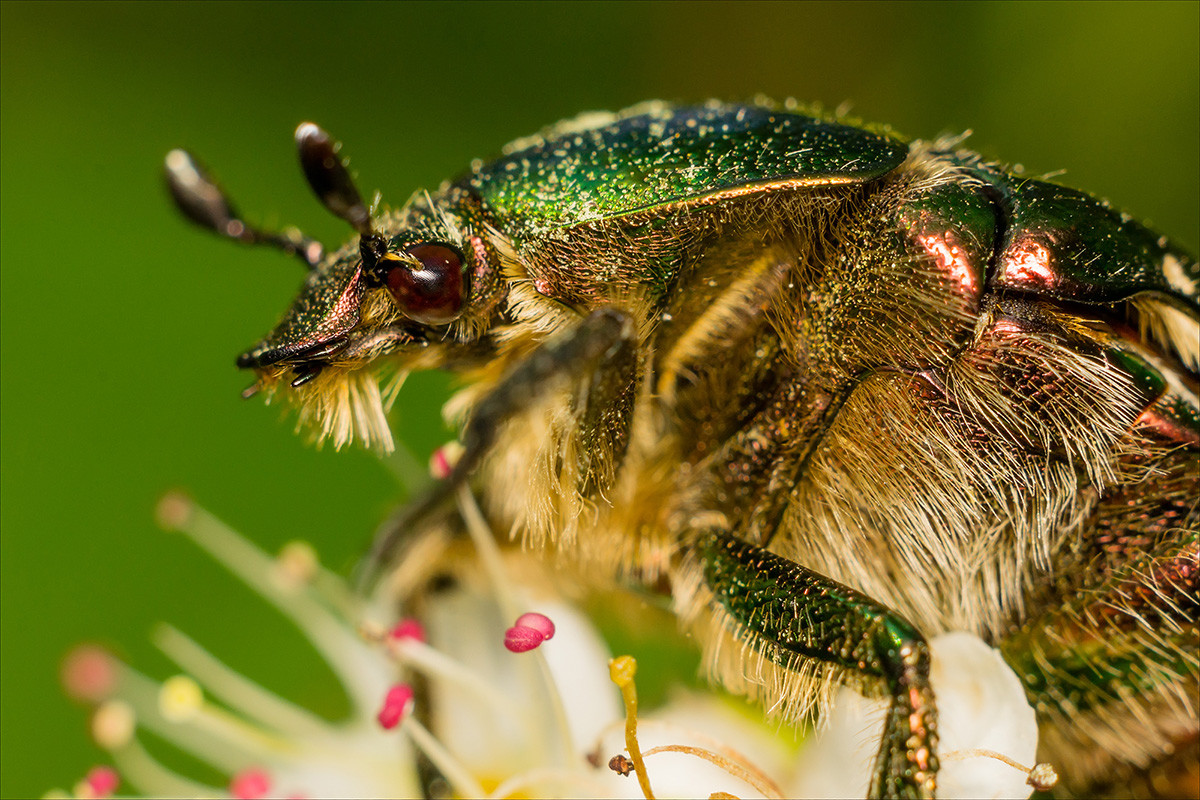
xmin=683 ymin=527 xmax=938 ymax=800
xmin=652 ymin=242 xmax=940 ymax=798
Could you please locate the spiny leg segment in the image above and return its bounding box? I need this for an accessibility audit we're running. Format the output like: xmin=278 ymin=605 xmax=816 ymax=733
xmin=694 ymin=529 xmax=938 ymax=799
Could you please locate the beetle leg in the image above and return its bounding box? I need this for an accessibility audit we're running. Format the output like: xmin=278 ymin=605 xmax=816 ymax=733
xmin=1000 ymin=440 xmax=1199 ymax=797
xmin=357 ymin=307 xmax=637 ymax=591
xmin=649 ymin=246 xmax=853 ymax=544
xmin=655 ymin=248 xmax=792 ymax=401
xmin=689 ymin=528 xmax=937 ymax=800
xmin=1004 ymin=535 xmax=1198 ymax=798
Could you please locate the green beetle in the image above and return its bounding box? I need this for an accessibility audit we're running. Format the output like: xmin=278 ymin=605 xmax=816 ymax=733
xmin=167 ymin=100 xmax=1198 ymax=798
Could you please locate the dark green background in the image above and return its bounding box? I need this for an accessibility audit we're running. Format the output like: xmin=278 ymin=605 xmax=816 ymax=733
xmin=2 ymin=2 xmax=1196 ymax=795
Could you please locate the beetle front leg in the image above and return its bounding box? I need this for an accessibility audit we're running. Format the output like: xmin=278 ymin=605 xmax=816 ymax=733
xmin=358 ymin=307 xmax=637 ymax=589
xmin=691 ymin=528 xmax=938 ymax=799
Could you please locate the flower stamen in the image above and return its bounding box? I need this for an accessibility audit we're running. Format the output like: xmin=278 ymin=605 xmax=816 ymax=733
xmin=62 ymin=645 xmax=118 ymax=703
xmin=362 ymin=621 xmax=527 ymax=720
xmin=609 ymin=655 xmax=655 ymax=800
xmin=83 ymin=766 xmax=119 ymax=799
xmin=641 ymin=744 xmax=784 ymax=800
xmin=272 ymin=540 xmax=319 ymax=590
xmin=228 ymin=767 xmax=272 ymax=799
xmin=158 ymin=675 xmax=203 ymax=723
xmin=940 ymin=748 xmax=1059 ymax=791
xmin=504 ymin=625 xmax=546 ymax=653
xmin=400 ymin=715 xmax=488 ymax=800
xmin=91 ymin=700 xmax=135 ymax=750
xmin=515 ymin=612 xmax=555 ymax=640
xmin=429 ymin=441 xmax=465 ymax=480
xmin=376 ymin=684 xmax=415 ymax=729
xmin=388 ymin=618 xmax=426 ymax=643
xmin=457 ymin=486 xmax=576 ymax=763
xmin=505 ymin=611 xmax=556 ymax=652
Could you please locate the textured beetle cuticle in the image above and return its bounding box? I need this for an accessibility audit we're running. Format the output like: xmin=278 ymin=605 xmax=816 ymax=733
xmin=172 ymin=100 xmax=1199 ymax=800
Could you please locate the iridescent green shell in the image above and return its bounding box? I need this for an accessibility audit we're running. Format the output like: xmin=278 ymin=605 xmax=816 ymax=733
xmin=462 ymin=101 xmax=910 ymax=238
xmin=238 ymin=102 xmax=1199 ymax=389
xmin=983 ymin=174 xmax=1199 ymax=314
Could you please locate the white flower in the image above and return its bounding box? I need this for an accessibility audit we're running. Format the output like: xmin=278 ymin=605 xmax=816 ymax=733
xmin=56 ymin=489 xmax=805 ymax=799
xmin=61 ymin=492 xmax=420 ymax=799
xmin=57 ymin=479 xmax=1055 ymax=799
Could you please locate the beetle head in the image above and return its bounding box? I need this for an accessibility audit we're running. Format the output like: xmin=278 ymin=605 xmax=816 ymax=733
xmin=166 ymin=123 xmax=504 ymax=451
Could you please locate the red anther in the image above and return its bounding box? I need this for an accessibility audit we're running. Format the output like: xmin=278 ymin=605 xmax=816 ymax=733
xmin=428 ymin=442 xmax=464 ymax=480
xmin=229 ymin=767 xmax=272 ymax=799
xmin=430 ymin=449 xmax=453 ymax=479
xmin=85 ymin=765 xmax=119 ymax=797
xmin=62 ymin=645 xmax=117 ymax=702
xmin=514 ymin=612 xmax=555 ymax=641
xmin=388 ymin=618 xmax=427 ymax=644
xmin=504 ymin=625 xmax=545 ymax=653
xmin=377 ymin=683 xmax=415 ymax=730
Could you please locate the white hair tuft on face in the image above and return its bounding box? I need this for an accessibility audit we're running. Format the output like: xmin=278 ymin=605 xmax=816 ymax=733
xmin=285 ymin=366 xmax=407 ymax=453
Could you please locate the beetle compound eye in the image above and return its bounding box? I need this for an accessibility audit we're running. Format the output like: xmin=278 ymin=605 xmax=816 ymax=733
xmin=384 ymin=242 xmax=469 ymax=325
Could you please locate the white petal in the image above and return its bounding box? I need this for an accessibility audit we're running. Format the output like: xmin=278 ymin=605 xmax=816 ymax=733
xmin=931 ymin=632 xmax=1039 ymax=800
xmin=791 ymin=631 xmax=1039 ymax=799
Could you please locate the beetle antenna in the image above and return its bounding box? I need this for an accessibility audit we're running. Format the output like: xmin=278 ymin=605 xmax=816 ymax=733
xmin=295 ymin=122 xmax=374 ymax=237
xmin=165 ymin=149 xmax=325 ymax=270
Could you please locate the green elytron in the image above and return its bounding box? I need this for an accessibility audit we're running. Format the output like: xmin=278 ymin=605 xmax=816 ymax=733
xmin=167 ymin=100 xmax=1199 ymax=798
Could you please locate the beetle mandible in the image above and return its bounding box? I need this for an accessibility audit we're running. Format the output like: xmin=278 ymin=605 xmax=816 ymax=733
xmin=166 ymin=100 xmax=1199 ymax=798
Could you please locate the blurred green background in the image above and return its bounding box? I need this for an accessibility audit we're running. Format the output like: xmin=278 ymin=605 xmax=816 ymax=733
xmin=2 ymin=1 xmax=1196 ymax=795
